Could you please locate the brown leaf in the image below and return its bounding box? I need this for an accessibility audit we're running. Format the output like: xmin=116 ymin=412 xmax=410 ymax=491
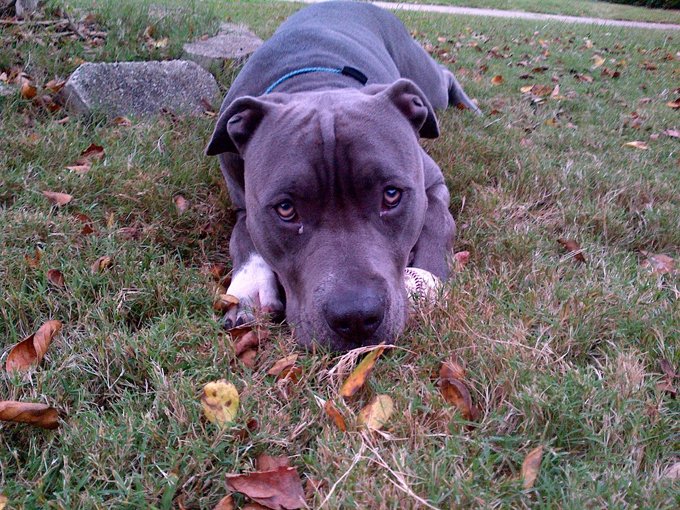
xmin=557 ymin=239 xmax=586 ymax=263
xmin=323 ymin=401 xmax=347 ymax=432
xmin=623 ymin=140 xmax=648 ymax=150
xmin=234 ymin=330 xmax=260 ymax=357
xmin=256 ymin=454 xmax=291 ymax=472
xmin=42 ymin=191 xmax=73 ymax=206
xmin=268 ymin=354 xmax=298 ymax=377
xmin=238 ymin=349 xmax=257 ymax=369
xmin=25 ymin=248 xmax=42 ymax=269
xmin=657 ymin=358 xmax=677 ymax=398
xmin=491 ymin=75 xmax=504 ymax=85
xmin=226 ymin=466 xmax=306 ymax=510
xmin=20 ymin=80 xmax=37 ymax=99
xmin=174 ymin=195 xmax=189 ymax=215
xmin=453 ymin=251 xmax=470 ymax=269
xmin=0 ymin=401 xmax=59 ymax=430
xmin=663 ymin=129 xmax=679 ymax=138
xmin=641 ymin=252 xmax=676 ymax=275
xmin=357 ymin=394 xmax=393 ymax=430
xmin=113 ymin=116 xmax=132 ymax=127
xmin=203 ymin=262 xmax=227 ymax=281
xmin=339 ymin=345 xmax=385 ymax=398
xmin=591 ymin=55 xmax=605 ymax=69
xmin=521 ymin=446 xmax=544 ymax=489
xmin=440 ymin=377 xmax=476 ymax=421
xmin=440 ymin=359 xmax=466 ymax=381
xmin=66 ymin=143 xmax=105 ymax=175
xmin=662 ymin=462 xmax=680 ymax=480
xmin=213 ymin=495 xmax=235 ymax=510
xmin=73 ymin=212 xmax=95 ymax=236
xmin=0 ymin=494 xmax=7 ymax=510
xmin=47 ymin=269 xmax=65 ymax=287
xmin=6 ymin=320 xmax=62 ymax=372
xmin=45 ymin=79 xmax=66 ymax=93
xmin=667 ymin=99 xmax=680 ymax=110
xmin=214 ymin=293 xmax=239 ymax=313
xmin=659 ymin=359 xmax=677 ymax=379
xmin=91 ymin=255 xmax=113 ymax=273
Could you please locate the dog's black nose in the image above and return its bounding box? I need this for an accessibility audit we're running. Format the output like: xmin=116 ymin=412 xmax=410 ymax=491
xmin=324 ymin=288 xmax=385 ymax=343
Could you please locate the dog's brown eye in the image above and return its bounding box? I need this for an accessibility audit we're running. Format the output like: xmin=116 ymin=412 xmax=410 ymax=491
xmin=383 ymin=187 xmax=402 ymax=208
xmin=275 ymin=200 xmax=296 ymax=221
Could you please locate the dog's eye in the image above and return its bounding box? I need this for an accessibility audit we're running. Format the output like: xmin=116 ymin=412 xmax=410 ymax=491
xmin=275 ymin=200 xmax=296 ymax=221
xmin=383 ymin=187 xmax=402 ymax=208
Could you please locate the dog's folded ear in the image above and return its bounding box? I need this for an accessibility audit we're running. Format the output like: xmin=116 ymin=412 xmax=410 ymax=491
xmin=205 ymin=96 xmax=274 ymax=156
xmin=364 ymin=79 xmax=439 ymax=139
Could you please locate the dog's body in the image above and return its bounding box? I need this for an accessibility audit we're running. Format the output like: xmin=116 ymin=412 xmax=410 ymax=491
xmin=207 ymin=1 xmax=478 ymax=350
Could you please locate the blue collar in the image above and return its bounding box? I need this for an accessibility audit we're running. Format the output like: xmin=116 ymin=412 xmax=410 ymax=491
xmin=264 ymin=66 xmax=368 ymax=94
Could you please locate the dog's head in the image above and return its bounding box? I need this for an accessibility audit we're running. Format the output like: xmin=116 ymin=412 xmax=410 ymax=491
xmin=207 ymin=79 xmax=438 ymax=350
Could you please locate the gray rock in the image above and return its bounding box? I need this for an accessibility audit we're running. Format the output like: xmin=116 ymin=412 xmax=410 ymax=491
xmin=15 ymin=0 xmax=38 ymax=18
xmin=182 ymin=23 xmax=262 ymax=69
xmin=59 ymin=60 xmax=219 ymax=118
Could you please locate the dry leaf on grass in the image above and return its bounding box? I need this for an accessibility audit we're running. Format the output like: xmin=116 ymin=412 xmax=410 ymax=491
xmin=47 ymin=269 xmax=65 ymax=287
xmin=234 ymin=330 xmax=260 ymax=357
xmin=323 ymin=401 xmax=347 ymax=432
xmin=268 ymin=355 xmax=298 ymax=377
xmin=201 ymin=380 xmax=239 ymax=426
xmin=623 ymin=141 xmax=648 ymax=150
xmin=491 ymin=75 xmax=504 ymax=85
xmin=440 ymin=377 xmax=477 ymax=421
xmin=0 ymin=494 xmax=7 ymax=510
xmin=663 ymin=129 xmax=679 ymax=138
xmin=440 ymin=359 xmax=466 ymax=381
xmin=641 ymin=252 xmax=676 ymax=275
xmin=591 ymin=55 xmax=605 ymax=69
xmin=42 ymin=191 xmax=73 ymax=206
xmin=256 ymin=454 xmax=291 ymax=471
xmin=226 ymin=466 xmax=306 ymax=510
xmin=66 ymin=143 xmax=105 ymax=175
xmin=662 ymin=462 xmax=680 ymax=480
xmin=213 ymin=494 xmax=235 ymax=510
xmin=657 ymin=358 xmax=677 ymax=398
xmin=557 ymin=239 xmax=586 ymax=263
xmin=203 ymin=262 xmax=228 ymax=281
xmin=73 ymin=212 xmax=95 ymax=236
xmin=357 ymin=394 xmax=393 ymax=430
xmin=25 ymin=249 xmax=42 ymax=269
xmin=339 ymin=345 xmax=385 ymax=398
xmin=521 ymin=445 xmax=544 ymax=489
xmin=239 ymin=349 xmax=258 ymax=369
xmin=667 ymin=99 xmax=680 ymax=110
xmin=174 ymin=195 xmax=189 ymax=215
xmin=0 ymin=401 xmax=59 ymax=429
xmin=214 ymin=293 xmax=239 ymax=313
xmin=6 ymin=320 xmax=62 ymax=372
xmin=91 ymin=255 xmax=113 ymax=273
xmin=453 ymin=250 xmax=470 ymax=270
xmin=20 ymin=80 xmax=37 ymax=99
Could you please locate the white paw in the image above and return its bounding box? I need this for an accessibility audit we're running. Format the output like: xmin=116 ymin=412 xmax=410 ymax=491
xmin=223 ymin=254 xmax=283 ymax=329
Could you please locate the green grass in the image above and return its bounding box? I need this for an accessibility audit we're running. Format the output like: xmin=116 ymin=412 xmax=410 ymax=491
xmin=1 ymin=0 xmax=679 ymax=508
xmin=381 ymin=0 xmax=680 ymax=24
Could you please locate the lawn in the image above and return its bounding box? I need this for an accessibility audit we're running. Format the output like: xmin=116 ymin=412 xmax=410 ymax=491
xmin=1 ymin=0 xmax=679 ymax=508
xmin=380 ymin=0 xmax=680 ymax=24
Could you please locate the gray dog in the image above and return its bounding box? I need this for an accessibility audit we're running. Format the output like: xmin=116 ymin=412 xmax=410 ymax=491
xmin=206 ymin=0 xmax=479 ymax=351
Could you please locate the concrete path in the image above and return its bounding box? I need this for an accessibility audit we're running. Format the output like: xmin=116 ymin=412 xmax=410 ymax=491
xmin=281 ymin=0 xmax=680 ymax=31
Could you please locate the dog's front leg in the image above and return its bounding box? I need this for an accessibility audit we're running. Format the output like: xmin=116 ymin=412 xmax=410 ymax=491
xmin=409 ymin=153 xmax=457 ymax=280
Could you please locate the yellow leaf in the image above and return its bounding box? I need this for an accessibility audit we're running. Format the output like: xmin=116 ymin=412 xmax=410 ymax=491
xmin=521 ymin=446 xmax=544 ymax=489
xmin=201 ymin=380 xmax=239 ymax=426
xmin=591 ymin=55 xmax=605 ymax=69
xmin=357 ymin=394 xmax=393 ymax=430
xmin=0 ymin=494 xmax=7 ymax=510
xmin=339 ymin=345 xmax=385 ymax=398
xmin=491 ymin=75 xmax=504 ymax=85
xmin=623 ymin=141 xmax=648 ymax=150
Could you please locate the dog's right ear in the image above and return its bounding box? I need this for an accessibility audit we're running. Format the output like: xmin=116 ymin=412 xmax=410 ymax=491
xmin=205 ymin=96 xmax=272 ymax=156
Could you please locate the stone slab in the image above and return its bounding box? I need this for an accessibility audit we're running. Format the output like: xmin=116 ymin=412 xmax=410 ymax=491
xmin=182 ymin=24 xmax=262 ymax=69
xmin=59 ymin=60 xmax=220 ymax=118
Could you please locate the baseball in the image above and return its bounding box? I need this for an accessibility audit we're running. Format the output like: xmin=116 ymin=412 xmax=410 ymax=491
xmin=404 ymin=267 xmax=441 ymax=305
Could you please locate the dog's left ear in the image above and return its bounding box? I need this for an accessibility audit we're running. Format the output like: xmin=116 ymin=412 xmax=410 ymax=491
xmin=365 ymin=79 xmax=439 ymax=139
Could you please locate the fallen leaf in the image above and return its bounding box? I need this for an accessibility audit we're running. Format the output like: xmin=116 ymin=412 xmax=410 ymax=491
xmin=268 ymin=355 xmax=298 ymax=377
xmin=440 ymin=377 xmax=476 ymax=421
xmin=357 ymin=394 xmax=393 ymax=430
xmin=0 ymin=401 xmax=59 ymax=430
xmin=491 ymin=75 xmax=504 ymax=85
xmin=557 ymin=239 xmax=586 ymax=263
xmin=73 ymin=212 xmax=95 ymax=236
xmin=623 ymin=141 xmax=648 ymax=150
xmin=203 ymin=262 xmax=227 ymax=281
xmin=667 ymin=99 xmax=680 ymax=109
xmin=234 ymin=330 xmax=260 ymax=357
xmin=6 ymin=320 xmax=62 ymax=372
xmin=91 ymin=255 xmax=113 ymax=273
xmin=25 ymin=249 xmax=42 ymax=268
xmin=591 ymin=54 xmax=605 ymax=69
xmin=662 ymin=462 xmax=680 ymax=480
xmin=214 ymin=293 xmax=239 ymax=313
xmin=45 ymin=79 xmax=66 ymax=93
xmin=0 ymin=494 xmax=7 ymax=510
xmin=279 ymin=365 xmax=303 ymax=383
xmin=641 ymin=252 xmax=676 ymax=275
xmin=521 ymin=446 xmax=544 ymax=489
xmin=663 ymin=129 xmax=679 ymax=138
xmin=453 ymin=251 xmax=470 ymax=269
xmin=113 ymin=116 xmax=132 ymax=127
xmin=226 ymin=466 xmax=306 ymax=510
xmin=256 ymin=454 xmax=290 ymax=471
xmin=440 ymin=359 xmax=466 ymax=381
xmin=657 ymin=358 xmax=677 ymax=398
xmin=20 ymin=80 xmax=37 ymax=99
xmin=324 ymin=401 xmax=347 ymax=432
xmin=42 ymin=191 xmax=73 ymax=206
xmin=213 ymin=495 xmax=235 ymax=510
xmin=66 ymin=143 xmax=105 ymax=174
xmin=339 ymin=345 xmax=386 ymax=398
xmin=201 ymin=380 xmax=239 ymax=426
xmin=174 ymin=195 xmax=189 ymax=215
xmin=239 ymin=348 xmax=257 ymax=369
xmin=47 ymin=269 xmax=65 ymax=287
xmin=550 ymin=84 xmax=561 ymax=98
